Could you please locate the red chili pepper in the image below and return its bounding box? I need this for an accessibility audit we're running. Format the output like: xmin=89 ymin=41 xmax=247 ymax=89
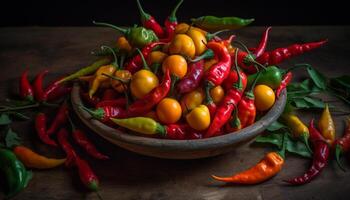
xmin=80 ymin=91 xmax=100 ymax=107
xmin=160 ymin=0 xmax=183 ymax=42
xmin=177 ymin=60 xmax=204 ymax=94
xmin=256 ymin=40 xmax=327 ymax=66
xmin=35 ymin=113 xmax=57 ymax=147
xmin=19 ymin=69 xmax=34 ymax=102
xmin=33 ymin=70 xmax=49 ymax=102
xmin=136 ymin=0 xmax=165 ymax=38
xmin=47 ymin=101 xmax=69 ymax=135
xmin=165 ymin=124 xmax=187 ymax=140
xmin=127 ymin=69 xmax=171 ymax=116
xmin=47 ymin=85 xmax=72 ymax=102
xmin=253 ymin=27 xmax=272 ymax=58
xmin=334 ymin=117 xmax=350 ymax=171
xmin=285 ymin=119 xmax=330 ymax=185
xmin=101 ymin=88 xmax=119 ymax=101
xmin=80 ymin=105 xmax=128 ymax=123
xmin=125 ymin=42 xmax=165 ymax=73
xmin=68 ymin=118 xmax=109 ymax=160
xmin=57 ymin=127 xmax=77 ymax=167
xmin=43 ymin=77 xmax=64 ymax=101
xmin=96 ymin=98 xmax=127 ymax=108
xmin=222 ymin=68 xmax=248 ymax=92
xmin=276 ymin=71 xmax=292 ymax=98
xmin=75 ymin=157 xmax=100 ymax=192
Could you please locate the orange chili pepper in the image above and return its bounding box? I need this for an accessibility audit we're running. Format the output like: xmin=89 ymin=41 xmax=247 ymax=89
xmin=13 ymin=146 xmax=66 ymax=169
xmin=318 ymin=104 xmax=336 ymax=145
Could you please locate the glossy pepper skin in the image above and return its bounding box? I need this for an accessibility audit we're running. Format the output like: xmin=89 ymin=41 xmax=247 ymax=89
xmin=205 ymin=49 xmax=243 ymax=138
xmin=285 ymin=119 xmax=330 ymax=185
xmin=334 ymin=117 xmax=350 ymax=171
xmin=0 ymin=148 xmax=32 ymax=199
xmin=247 ymin=66 xmax=282 ymax=89
xmin=47 ymin=101 xmax=69 ymax=135
xmin=47 ymin=85 xmax=72 ymax=102
xmin=161 ymin=0 xmax=184 ymax=42
xmin=276 ymin=71 xmax=292 ymax=98
xmin=57 ymin=128 xmax=77 ymax=167
xmin=96 ymin=98 xmax=127 ymax=108
xmin=19 ymin=69 xmax=34 ymax=102
xmin=212 ymin=152 xmax=284 ymax=184
xmin=191 ymin=16 xmax=254 ymax=31
xmin=318 ymin=104 xmax=335 ymax=145
xmin=125 ymin=42 xmax=165 ymax=74
xmin=75 ymin=157 xmax=100 ymax=192
xmin=127 ymin=69 xmax=171 ymax=116
xmin=80 ymin=105 xmax=128 ymax=123
xmin=222 ymin=70 xmax=247 ymax=95
xmin=93 ymin=21 xmax=158 ymax=48
xmin=136 ymin=0 xmax=165 ymax=38
xmin=256 ymin=40 xmax=327 ymax=66
xmin=13 ymin=146 xmax=66 ymax=169
xmin=111 ymin=117 xmax=166 ymax=136
xmin=177 ymin=60 xmax=204 ymax=94
xmin=35 ymin=113 xmax=57 ymax=147
xmin=33 ymin=70 xmax=49 ymax=102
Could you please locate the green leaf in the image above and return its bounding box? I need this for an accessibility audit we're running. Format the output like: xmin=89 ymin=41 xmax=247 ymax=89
xmin=291 ymin=98 xmax=310 ymax=109
xmin=290 ymin=97 xmax=326 ymax=109
xmin=331 ymin=75 xmax=350 ymax=89
xmin=303 ymin=97 xmax=326 ymax=109
xmin=0 ymin=113 xmax=12 ymax=125
xmin=286 ymin=134 xmax=312 ymax=158
xmin=8 ymin=112 xmax=30 ymax=120
xmin=267 ymin=121 xmax=286 ymax=131
xmin=254 ymin=132 xmax=283 ymax=149
xmin=306 ymin=66 xmax=327 ymax=90
xmin=5 ymin=99 xmax=33 ymax=107
xmin=5 ymin=128 xmax=22 ymax=148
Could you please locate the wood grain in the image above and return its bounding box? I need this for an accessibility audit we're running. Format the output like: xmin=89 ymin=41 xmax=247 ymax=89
xmin=0 ymin=26 xmax=350 ymax=200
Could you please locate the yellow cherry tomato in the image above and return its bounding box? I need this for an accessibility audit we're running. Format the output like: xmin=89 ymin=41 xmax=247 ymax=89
xmin=210 ymin=85 xmax=224 ymax=104
xmin=186 ymin=105 xmax=211 ymax=131
xmin=147 ymin=51 xmax=168 ymax=66
xmin=204 ymin=58 xmax=218 ymax=71
xmin=110 ymin=70 xmax=132 ymax=93
xmin=254 ymin=85 xmax=276 ymax=111
xmin=180 ymin=89 xmax=205 ymax=115
xmin=162 ymin=55 xmax=188 ymax=79
xmin=175 ymin=23 xmax=207 ymax=35
xmin=169 ymin=34 xmax=196 ymax=59
xmin=116 ymin=36 xmax=132 ymax=53
xmin=130 ymin=69 xmax=159 ymax=99
xmin=186 ymin=29 xmax=207 ymax=56
xmin=156 ymin=98 xmax=182 ymax=124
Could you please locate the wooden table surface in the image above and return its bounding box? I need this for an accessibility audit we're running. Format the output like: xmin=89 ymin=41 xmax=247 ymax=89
xmin=0 ymin=26 xmax=350 ymax=200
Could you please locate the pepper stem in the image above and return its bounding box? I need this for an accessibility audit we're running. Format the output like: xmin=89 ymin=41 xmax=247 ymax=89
xmin=206 ymin=29 xmax=230 ymax=41
xmin=229 ymin=104 xmax=241 ymax=129
xmin=0 ymin=102 xmax=40 ymax=112
xmin=78 ymin=104 xmax=104 ymax=121
xmin=204 ymin=81 xmax=214 ymax=104
xmin=301 ymin=133 xmax=313 ymax=155
xmin=233 ymin=48 xmax=243 ymax=90
xmin=335 ymin=144 xmax=346 ymax=172
xmin=136 ymin=48 xmax=150 ymax=70
xmin=245 ymin=70 xmax=263 ymax=98
xmin=136 ymin=0 xmax=151 ymax=22
xmin=151 ymin=63 xmax=161 ymax=74
xmin=169 ymin=0 xmax=183 ymax=22
xmin=102 ymin=73 xmax=130 ymax=84
xmin=120 ymin=54 xmax=126 ymax=69
xmin=169 ymin=75 xmax=179 ymax=97
xmin=233 ymin=40 xmax=266 ymax=69
xmin=101 ymin=45 xmax=119 ymax=69
xmin=188 ymin=49 xmax=214 ymax=63
xmin=277 ymin=132 xmax=287 ymax=159
xmin=93 ymin=21 xmax=127 ymax=34
xmin=285 ymin=63 xmax=311 ymax=74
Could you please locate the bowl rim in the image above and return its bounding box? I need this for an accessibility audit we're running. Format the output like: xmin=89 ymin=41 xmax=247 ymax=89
xmin=71 ymin=83 xmax=287 ymax=151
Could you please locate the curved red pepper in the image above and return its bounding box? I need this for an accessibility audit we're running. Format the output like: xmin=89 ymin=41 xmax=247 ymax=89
xmin=125 ymin=42 xmax=165 ymax=73
xmin=75 ymin=157 xmax=100 ymax=192
xmin=160 ymin=0 xmax=183 ymax=42
xmin=101 ymin=88 xmax=119 ymax=101
xmin=33 ymin=70 xmax=49 ymax=102
xmin=127 ymin=69 xmax=171 ymax=116
xmin=47 ymin=86 xmax=72 ymax=102
xmin=80 ymin=91 xmax=100 ymax=107
xmin=136 ymin=0 xmax=164 ymax=38
xmin=47 ymin=101 xmax=69 ymax=135
xmin=276 ymin=71 xmax=292 ymax=98
xmin=19 ymin=69 xmax=34 ymax=101
xmin=96 ymin=98 xmax=127 ymax=108
xmin=35 ymin=113 xmax=57 ymax=147
xmin=81 ymin=105 xmax=128 ymax=123
xmin=222 ymin=70 xmax=247 ymax=92
xmin=285 ymin=119 xmax=330 ymax=185
xmin=177 ymin=60 xmax=204 ymax=94
xmin=334 ymin=117 xmax=350 ymax=171
xmin=256 ymin=40 xmax=327 ymax=66
xmin=57 ymin=127 xmax=77 ymax=167
xmin=253 ymin=27 xmax=272 ymax=58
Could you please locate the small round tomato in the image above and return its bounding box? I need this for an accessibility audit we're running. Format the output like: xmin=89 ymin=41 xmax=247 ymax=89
xmin=175 ymin=23 xmax=207 ymax=35
xmin=186 ymin=105 xmax=210 ymax=131
xmin=162 ymin=55 xmax=188 ymax=79
xmin=210 ymin=85 xmax=224 ymax=104
xmin=156 ymin=98 xmax=182 ymax=124
xmin=130 ymin=69 xmax=159 ymax=99
xmin=110 ymin=70 xmax=132 ymax=93
xmin=180 ymin=89 xmax=205 ymax=115
xmin=169 ymin=34 xmax=196 ymax=59
xmin=254 ymin=85 xmax=276 ymax=111
xmin=147 ymin=51 xmax=168 ymax=66
xmin=204 ymin=58 xmax=218 ymax=72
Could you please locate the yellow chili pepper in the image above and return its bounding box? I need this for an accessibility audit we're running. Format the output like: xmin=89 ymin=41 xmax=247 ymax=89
xmin=116 ymin=36 xmax=132 ymax=53
xmin=13 ymin=146 xmax=66 ymax=169
xmin=318 ymin=104 xmax=335 ymax=145
xmin=282 ymin=113 xmax=312 ymax=153
xmin=169 ymin=34 xmax=196 ymax=59
xmin=186 ymin=28 xmax=207 ymax=56
xmin=89 ymin=65 xmax=116 ymax=97
xmin=111 ymin=117 xmax=165 ymax=135
xmin=110 ymin=70 xmax=132 ymax=93
xmin=186 ymin=105 xmax=211 ymax=131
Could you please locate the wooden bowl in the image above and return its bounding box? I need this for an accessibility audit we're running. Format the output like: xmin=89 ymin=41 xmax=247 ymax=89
xmin=71 ymin=83 xmax=287 ymax=159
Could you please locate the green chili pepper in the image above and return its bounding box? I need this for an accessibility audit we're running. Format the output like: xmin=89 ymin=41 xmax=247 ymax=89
xmin=93 ymin=21 xmax=158 ymax=48
xmin=0 ymin=148 xmax=32 ymax=199
xmin=111 ymin=117 xmax=165 ymax=136
xmin=247 ymin=66 xmax=282 ymax=89
xmin=190 ymin=16 xmax=254 ymax=31
xmin=58 ymin=57 xmax=112 ymax=84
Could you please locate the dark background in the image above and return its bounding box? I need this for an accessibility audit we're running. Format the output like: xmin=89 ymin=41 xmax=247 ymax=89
xmin=1 ymin=0 xmax=349 ymax=27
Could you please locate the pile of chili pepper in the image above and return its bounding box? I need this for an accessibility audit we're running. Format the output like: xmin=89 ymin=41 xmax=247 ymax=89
xmin=1 ymin=0 xmax=337 ymax=198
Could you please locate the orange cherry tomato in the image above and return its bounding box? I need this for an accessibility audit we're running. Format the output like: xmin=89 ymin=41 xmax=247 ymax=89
xmin=162 ymin=55 xmax=188 ymax=79
xmin=169 ymin=34 xmax=196 ymax=59
xmin=210 ymin=85 xmax=225 ymax=104
xmin=254 ymin=85 xmax=276 ymax=111
xmin=130 ymin=69 xmax=159 ymax=99
xmin=156 ymin=98 xmax=182 ymax=124
xmin=180 ymin=89 xmax=205 ymax=115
